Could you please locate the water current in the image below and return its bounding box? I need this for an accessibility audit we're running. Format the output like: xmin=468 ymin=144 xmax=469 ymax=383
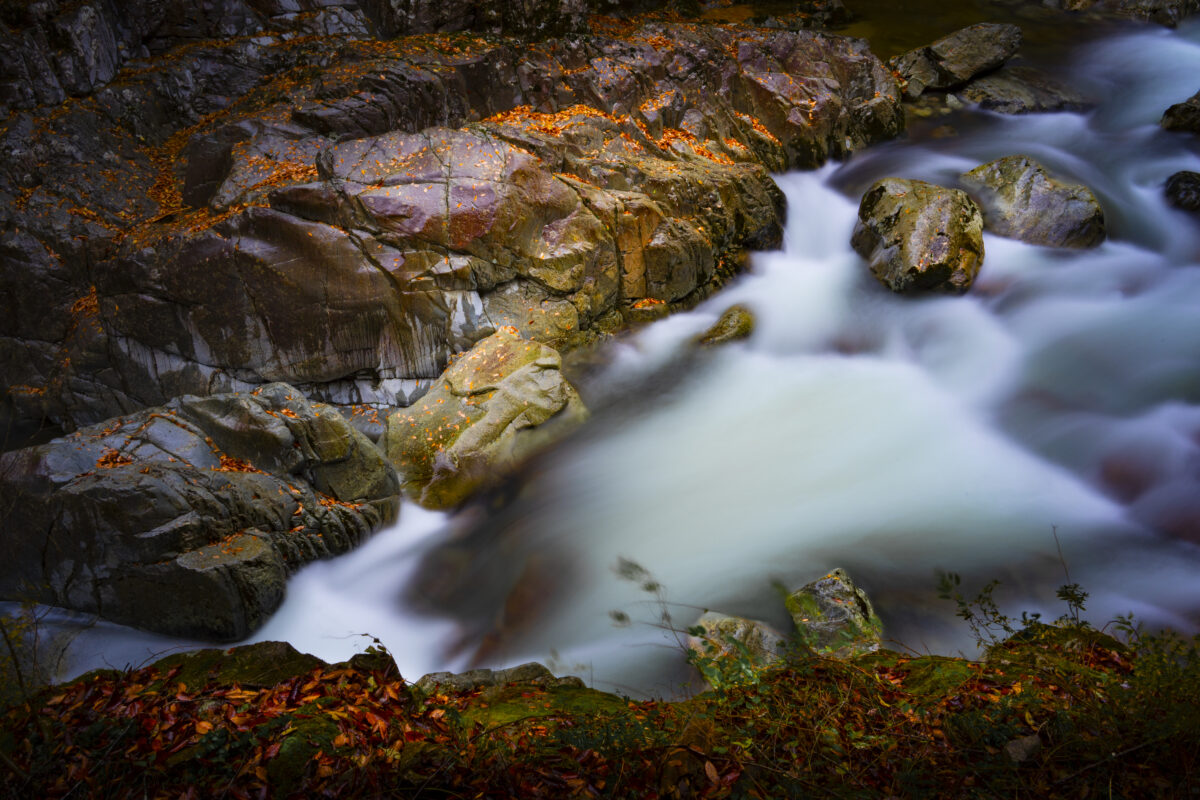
xmin=49 ymin=16 xmax=1200 ymax=697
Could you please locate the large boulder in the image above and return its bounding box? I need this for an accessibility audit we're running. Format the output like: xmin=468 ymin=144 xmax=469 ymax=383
xmin=382 ymin=327 xmax=586 ymax=509
xmin=1165 ymin=171 xmax=1200 ymax=213
xmin=785 ymin=569 xmax=882 ymax=658
xmin=0 ymin=384 xmax=399 ymax=640
xmin=851 ymin=178 xmax=985 ymax=294
xmin=890 ymin=23 xmax=1023 ymax=99
xmin=1 ymin=19 xmax=901 ymax=435
xmin=1161 ymin=90 xmax=1200 ymax=134
xmin=960 ymin=155 xmax=1106 ymax=248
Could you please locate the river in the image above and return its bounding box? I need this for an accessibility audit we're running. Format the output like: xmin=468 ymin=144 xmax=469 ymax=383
xmin=46 ymin=14 xmax=1200 ymax=698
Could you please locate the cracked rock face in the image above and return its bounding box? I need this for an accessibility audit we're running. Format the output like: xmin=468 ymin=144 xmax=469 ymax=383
xmin=1 ymin=12 xmax=901 ymax=438
xmin=0 ymin=383 xmax=399 ymax=640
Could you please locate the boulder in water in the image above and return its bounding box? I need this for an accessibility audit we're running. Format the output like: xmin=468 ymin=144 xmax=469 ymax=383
xmin=382 ymin=327 xmax=587 ymax=509
xmin=1165 ymin=171 xmax=1200 ymax=213
xmin=953 ymin=66 xmax=1091 ymax=114
xmin=1162 ymin=91 xmax=1200 ymax=133
xmin=697 ymin=304 xmax=756 ymax=346
xmin=851 ymin=178 xmax=985 ymax=294
xmin=785 ymin=569 xmax=882 ymax=658
xmin=890 ymin=23 xmax=1023 ymax=99
xmin=0 ymin=384 xmax=399 ymax=640
xmin=960 ymin=155 xmax=1106 ymax=248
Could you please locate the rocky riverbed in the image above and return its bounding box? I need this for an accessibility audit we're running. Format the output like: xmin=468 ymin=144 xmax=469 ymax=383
xmin=3 ymin=0 xmax=1200 ymax=694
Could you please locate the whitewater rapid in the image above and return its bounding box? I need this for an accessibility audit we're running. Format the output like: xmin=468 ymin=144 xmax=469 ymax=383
xmin=46 ymin=17 xmax=1200 ymax=697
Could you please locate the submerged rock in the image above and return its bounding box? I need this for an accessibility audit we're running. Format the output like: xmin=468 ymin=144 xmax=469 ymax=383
xmin=0 ymin=384 xmax=399 ymax=640
xmin=785 ymin=568 xmax=883 ymax=658
xmin=890 ymin=23 xmax=1023 ymax=99
xmin=851 ymin=178 xmax=985 ymax=294
xmin=697 ymin=304 xmax=755 ymax=346
xmin=382 ymin=327 xmax=587 ymax=509
xmin=1165 ymin=171 xmax=1200 ymax=213
xmin=961 ymin=155 xmax=1106 ymax=248
xmin=954 ymin=66 xmax=1091 ymax=114
xmin=1161 ymin=90 xmax=1200 ymax=133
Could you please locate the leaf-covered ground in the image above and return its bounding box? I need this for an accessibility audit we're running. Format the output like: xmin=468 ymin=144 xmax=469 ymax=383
xmin=2 ymin=623 xmax=1198 ymax=798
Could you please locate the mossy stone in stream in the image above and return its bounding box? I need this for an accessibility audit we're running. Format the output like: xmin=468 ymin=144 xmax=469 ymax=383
xmin=697 ymin=304 xmax=756 ymax=346
xmin=785 ymin=568 xmax=884 ymax=657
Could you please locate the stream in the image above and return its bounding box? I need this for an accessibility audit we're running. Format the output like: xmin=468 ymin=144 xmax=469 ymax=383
xmin=46 ymin=15 xmax=1200 ymax=698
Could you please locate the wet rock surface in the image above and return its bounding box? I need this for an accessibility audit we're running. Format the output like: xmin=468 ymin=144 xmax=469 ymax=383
xmin=0 ymin=383 xmax=399 ymax=640
xmin=696 ymin=304 xmax=755 ymax=346
xmin=1046 ymin=0 xmax=1200 ymax=26
xmin=1165 ymin=170 xmax=1200 ymax=213
xmin=960 ymin=155 xmax=1106 ymax=248
xmin=851 ymin=177 xmax=985 ymax=294
xmin=890 ymin=23 xmax=1023 ymax=99
xmin=382 ymin=327 xmax=587 ymax=509
xmin=1161 ymin=90 xmax=1200 ymax=133
xmin=953 ymin=66 xmax=1091 ymax=114
xmin=1 ymin=13 xmax=902 ymax=437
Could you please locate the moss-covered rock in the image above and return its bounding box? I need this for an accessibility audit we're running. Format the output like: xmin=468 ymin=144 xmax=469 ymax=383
xmin=785 ymin=568 xmax=883 ymax=657
xmin=696 ymin=304 xmax=755 ymax=346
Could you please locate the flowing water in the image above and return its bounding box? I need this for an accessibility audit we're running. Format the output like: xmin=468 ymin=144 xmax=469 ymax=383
xmin=45 ymin=18 xmax=1200 ymax=696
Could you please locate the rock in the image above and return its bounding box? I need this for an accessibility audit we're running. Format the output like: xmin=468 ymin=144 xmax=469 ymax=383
xmin=697 ymin=304 xmax=755 ymax=346
xmin=960 ymin=155 xmax=1106 ymax=248
xmin=382 ymin=327 xmax=587 ymax=509
xmin=890 ymin=23 xmax=1023 ymax=99
xmin=413 ymin=661 xmax=584 ymax=695
xmin=785 ymin=568 xmax=883 ymax=658
xmin=150 ymin=641 xmax=327 ymax=689
xmin=1048 ymin=0 xmax=1200 ymax=26
xmin=1 ymin=16 xmax=901 ymax=435
xmin=1165 ymin=171 xmax=1200 ymax=213
xmin=686 ymin=611 xmax=786 ymax=664
xmin=1004 ymin=733 xmax=1043 ymax=763
xmin=0 ymin=384 xmax=399 ymax=640
xmin=851 ymin=178 xmax=985 ymax=294
xmin=1162 ymin=90 xmax=1200 ymax=133
xmin=954 ymin=66 xmax=1091 ymax=114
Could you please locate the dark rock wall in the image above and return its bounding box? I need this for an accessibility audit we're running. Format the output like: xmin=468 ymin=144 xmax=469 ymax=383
xmin=1 ymin=13 xmax=902 ymax=436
